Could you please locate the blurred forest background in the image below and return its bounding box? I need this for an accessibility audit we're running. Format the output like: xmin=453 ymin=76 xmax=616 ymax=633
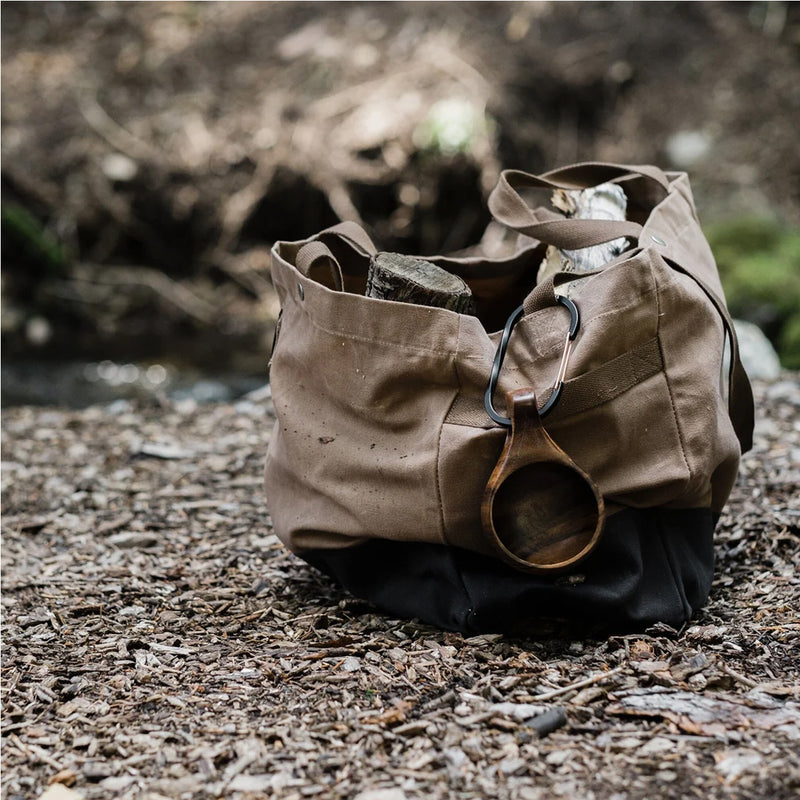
xmin=2 ymin=1 xmax=799 ymax=407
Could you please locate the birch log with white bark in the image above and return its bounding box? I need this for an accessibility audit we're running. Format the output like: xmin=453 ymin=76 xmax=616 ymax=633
xmin=537 ymin=182 xmax=629 ymax=286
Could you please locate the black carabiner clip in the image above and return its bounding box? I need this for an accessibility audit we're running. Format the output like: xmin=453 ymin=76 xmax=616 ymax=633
xmin=484 ymin=295 xmax=580 ymax=427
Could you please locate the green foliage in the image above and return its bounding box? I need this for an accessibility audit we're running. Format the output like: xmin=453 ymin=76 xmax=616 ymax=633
xmin=706 ymin=217 xmax=800 ymax=369
xmin=413 ymin=99 xmax=493 ymax=157
xmin=779 ymin=314 xmax=800 ymax=370
xmin=1 ymin=201 xmax=66 ymax=274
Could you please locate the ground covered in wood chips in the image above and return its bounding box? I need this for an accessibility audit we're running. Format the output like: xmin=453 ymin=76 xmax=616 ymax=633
xmin=2 ymin=378 xmax=799 ymax=800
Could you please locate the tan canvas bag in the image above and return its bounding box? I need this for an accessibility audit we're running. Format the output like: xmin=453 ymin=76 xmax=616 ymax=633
xmin=265 ymin=162 xmax=754 ymax=634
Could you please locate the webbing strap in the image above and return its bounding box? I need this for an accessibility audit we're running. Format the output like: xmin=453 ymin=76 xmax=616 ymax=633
xmin=294 ymin=221 xmax=377 ymax=291
xmin=296 ymin=240 xmax=343 ymax=290
xmin=552 ymin=337 xmax=664 ymax=420
xmin=320 ymin=220 xmax=377 ymax=256
xmin=445 ymin=338 xmax=663 ymax=427
xmin=488 ymin=162 xmax=670 ymax=250
xmin=538 ymin=162 xmax=671 ymax=192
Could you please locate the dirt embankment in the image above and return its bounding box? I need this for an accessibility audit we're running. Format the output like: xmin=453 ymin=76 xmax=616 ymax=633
xmin=2 ymin=2 xmax=799 ymax=370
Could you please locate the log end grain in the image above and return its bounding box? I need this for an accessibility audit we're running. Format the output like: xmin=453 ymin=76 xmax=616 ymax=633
xmin=366 ymin=251 xmax=475 ymax=315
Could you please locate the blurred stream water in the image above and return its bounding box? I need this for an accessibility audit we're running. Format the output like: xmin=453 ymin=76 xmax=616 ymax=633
xmin=1 ymin=359 xmax=265 ymax=409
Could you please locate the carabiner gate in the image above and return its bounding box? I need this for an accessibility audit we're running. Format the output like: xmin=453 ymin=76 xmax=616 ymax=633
xmin=484 ymin=295 xmax=580 ymax=427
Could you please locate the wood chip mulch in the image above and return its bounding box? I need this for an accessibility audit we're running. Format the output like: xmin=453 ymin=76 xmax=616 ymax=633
xmin=2 ymin=379 xmax=799 ymax=800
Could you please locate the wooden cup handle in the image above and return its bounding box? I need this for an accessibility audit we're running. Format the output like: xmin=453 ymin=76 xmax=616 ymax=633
xmin=482 ymin=388 xmax=605 ymax=573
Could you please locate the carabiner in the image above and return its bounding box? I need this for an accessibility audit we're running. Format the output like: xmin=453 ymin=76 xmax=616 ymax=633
xmin=484 ymin=295 xmax=580 ymax=427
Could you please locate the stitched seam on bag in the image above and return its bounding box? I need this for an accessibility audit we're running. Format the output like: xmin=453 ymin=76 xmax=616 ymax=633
xmin=274 ymin=258 xmax=461 ymax=356
xmin=436 ymin=320 xmax=463 ymax=548
xmin=438 ymin=318 xmax=480 ymax=627
xmin=655 ymin=267 xmax=692 ymax=484
xmin=502 ymin=283 xmax=666 ymax=371
xmin=299 ymin=304 xmax=459 ymax=356
xmin=447 ymin=546 xmax=478 ymax=633
xmin=445 ymin=337 xmax=664 ymax=429
xmin=434 ymin=422 xmax=450 ymax=548
xmin=283 ymin=256 xmax=675 ymax=361
xmin=656 ymin=511 xmax=692 ymax=621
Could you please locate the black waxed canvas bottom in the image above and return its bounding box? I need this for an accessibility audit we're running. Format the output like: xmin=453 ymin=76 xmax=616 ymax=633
xmin=301 ymin=508 xmax=716 ymax=635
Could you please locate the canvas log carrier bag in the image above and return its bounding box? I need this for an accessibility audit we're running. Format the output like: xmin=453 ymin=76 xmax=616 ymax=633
xmin=265 ymin=162 xmax=755 ymax=634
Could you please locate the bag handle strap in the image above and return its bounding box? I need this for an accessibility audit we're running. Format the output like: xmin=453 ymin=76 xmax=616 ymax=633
xmin=294 ymin=222 xmax=378 ymax=291
xmin=318 ymin=220 xmax=378 ymax=257
xmin=537 ymin=162 xmax=671 ymax=192
xmin=296 ymin=240 xmax=343 ymax=290
xmin=488 ymin=162 xmax=671 ymax=250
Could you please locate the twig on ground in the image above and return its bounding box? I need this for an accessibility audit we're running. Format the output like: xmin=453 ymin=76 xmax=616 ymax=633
xmin=527 ymin=665 xmax=626 ymax=702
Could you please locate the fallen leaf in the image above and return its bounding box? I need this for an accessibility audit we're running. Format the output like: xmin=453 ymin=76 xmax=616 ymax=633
xmin=48 ymin=770 xmax=77 ymax=787
xmin=363 ymin=700 xmax=414 ymax=726
xmin=629 ymin=640 xmax=656 ymax=661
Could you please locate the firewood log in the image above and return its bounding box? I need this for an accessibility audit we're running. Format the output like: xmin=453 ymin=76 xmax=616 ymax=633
xmin=366 ymin=251 xmax=475 ymax=314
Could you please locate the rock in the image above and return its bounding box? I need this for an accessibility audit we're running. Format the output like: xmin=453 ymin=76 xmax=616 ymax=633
xmin=134 ymin=442 xmax=195 ymax=460
xmin=525 ymin=707 xmax=568 ymax=737
xmin=732 ymin=319 xmax=782 ymax=381
xmin=499 ymin=756 xmax=527 ymax=775
xmin=26 ymin=316 xmax=52 ymax=346
xmin=766 ymin=380 xmax=800 ymax=405
xmin=177 ymin=379 xmax=232 ymax=404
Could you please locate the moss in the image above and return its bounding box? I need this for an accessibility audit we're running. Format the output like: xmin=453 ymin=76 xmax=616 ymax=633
xmin=779 ymin=315 xmax=800 ymax=370
xmin=706 ymin=217 xmax=800 ymax=369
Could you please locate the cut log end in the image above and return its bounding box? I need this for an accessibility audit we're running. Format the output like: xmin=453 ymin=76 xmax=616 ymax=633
xmin=366 ymin=251 xmax=475 ymax=315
